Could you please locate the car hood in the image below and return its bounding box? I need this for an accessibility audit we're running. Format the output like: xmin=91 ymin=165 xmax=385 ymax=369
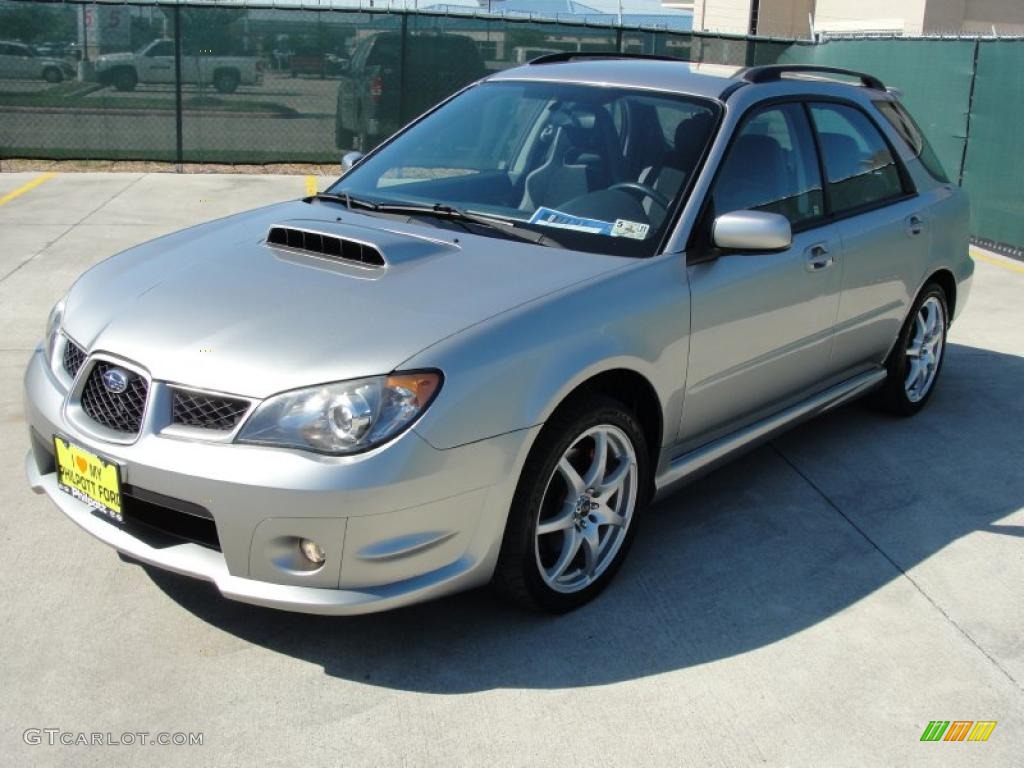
xmin=95 ymin=52 xmax=132 ymax=66
xmin=63 ymin=200 xmax=626 ymax=398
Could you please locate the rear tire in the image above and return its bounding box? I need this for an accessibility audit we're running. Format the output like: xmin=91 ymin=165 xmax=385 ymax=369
xmin=335 ymin=124 xmax=354 ymax=151
xmin=213 ymin=69 xmax=240 ymax=94
xmin=493 ymin=395 xmax=650 ymax=613
xmin=875 ymin=282 xmax=949 ymax=416
xmin=43 ymin=67 xmax=63 ymax=84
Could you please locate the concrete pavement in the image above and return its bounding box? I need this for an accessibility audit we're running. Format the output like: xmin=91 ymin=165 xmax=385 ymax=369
xmin=0 ymin=171 xmax=1021 ymax=766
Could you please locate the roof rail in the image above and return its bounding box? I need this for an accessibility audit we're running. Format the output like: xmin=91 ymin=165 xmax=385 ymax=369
xmin=529 ymin=51 xmax=682 ymax=65
xmin=740 ymin=65 xmax=886 ymax=91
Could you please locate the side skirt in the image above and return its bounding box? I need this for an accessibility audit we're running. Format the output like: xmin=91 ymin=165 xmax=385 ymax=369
xmin=653 ymin=367 xmax=886 ymax=502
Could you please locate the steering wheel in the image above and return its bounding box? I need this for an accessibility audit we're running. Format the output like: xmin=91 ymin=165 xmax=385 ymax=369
xmin=606 ymin=181 xmax=672 ymax=212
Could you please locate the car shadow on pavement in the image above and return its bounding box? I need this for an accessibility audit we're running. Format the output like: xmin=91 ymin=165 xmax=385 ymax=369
xmin=140 ymin=342 xmax=1024 ymax=692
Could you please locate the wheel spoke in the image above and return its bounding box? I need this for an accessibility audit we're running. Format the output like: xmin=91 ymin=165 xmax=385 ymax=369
xmin=591 ymin=502 xmax=625 ymax=528
xmin=926 ymin=304 xmax=940 ymax=338
xmin=537 ymin=502 xmax=576 ymax=536
xmin=557 ymin=457 xmax=585 ymax=497
xmin=580 ymin=525 xmax=601 ymax=576
xmin=546 ymin=529 xmax=582 ymax=582
xmin=914 ymin=360 xmax=931 ymax=393
xmin=582 ymin=430 xmax=608 ymax=488
xmin=905 ymin=358 xmax=922 ymax=391
xmin=914 ymin=313 xmax=927 ymax=344
xmin=597 ymin=458 xmax=633 ymax=498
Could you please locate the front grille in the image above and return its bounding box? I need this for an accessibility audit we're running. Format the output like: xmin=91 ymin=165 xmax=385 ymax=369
xmin=171 ymin=389 xmax=250 ymax=431
xmin=80 ymin=361 xmax=149 ymax=434
xmin=62 ymin=339 xmax=86 ymax=378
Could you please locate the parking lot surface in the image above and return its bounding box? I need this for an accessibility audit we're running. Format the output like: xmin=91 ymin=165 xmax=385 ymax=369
xmin=1 ymin=172 xmax=1021 ymax=767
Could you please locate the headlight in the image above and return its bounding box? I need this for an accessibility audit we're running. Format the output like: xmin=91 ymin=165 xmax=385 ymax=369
xmin=236 ymin=371 xmax=441 ymax=454
xmin=44 ymin=298 xmax=65 ymax=363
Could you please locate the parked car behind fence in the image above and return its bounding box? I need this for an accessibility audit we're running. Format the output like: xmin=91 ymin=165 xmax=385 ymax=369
xmin=0 ymin=40 xmax=74 ymax=83
xmin=335 ymin=32 xmax=486 ymax=151
xmin=95 ymin=39 xmax=262 ymax=94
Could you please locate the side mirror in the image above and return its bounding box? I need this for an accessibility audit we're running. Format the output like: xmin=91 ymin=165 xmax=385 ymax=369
xmin=712 ymin=210 xmax=792 ymax=252
xmin=340 ymin=151 xmax=364 ymax=173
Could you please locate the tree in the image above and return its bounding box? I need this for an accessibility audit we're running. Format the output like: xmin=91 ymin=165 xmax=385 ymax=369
xmin=0 ymin=4 xmax=76 ymax=44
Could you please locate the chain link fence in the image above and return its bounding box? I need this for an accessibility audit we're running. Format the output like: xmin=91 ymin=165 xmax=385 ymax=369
xmin=0 ymin=0 xmax=1021 ymax=252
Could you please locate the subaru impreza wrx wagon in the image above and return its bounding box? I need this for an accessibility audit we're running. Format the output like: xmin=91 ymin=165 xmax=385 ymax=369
xmin=24 ymin=55 xmax=972 ymax=614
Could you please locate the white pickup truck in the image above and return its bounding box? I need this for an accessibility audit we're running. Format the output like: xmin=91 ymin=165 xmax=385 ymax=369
xmin=95 ymin=39 xmax=262 ymax=93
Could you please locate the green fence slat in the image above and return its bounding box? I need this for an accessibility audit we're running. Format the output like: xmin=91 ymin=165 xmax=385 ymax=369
xmin=0 ymin=0 xmax=1022 ymax=250
xmin=961 ymin=41 xmax=1024 ymax=251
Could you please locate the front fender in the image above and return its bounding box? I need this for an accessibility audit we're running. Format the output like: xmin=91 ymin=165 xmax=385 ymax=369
xmin=406 ymin=254 xmax=691 ymax=451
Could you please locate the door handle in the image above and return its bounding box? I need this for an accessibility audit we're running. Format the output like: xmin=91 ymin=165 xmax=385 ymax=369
xmin=804 ymin=243 xmax=834 ymax=272
xmin=907 ymin=215 xmax=925 ymax=236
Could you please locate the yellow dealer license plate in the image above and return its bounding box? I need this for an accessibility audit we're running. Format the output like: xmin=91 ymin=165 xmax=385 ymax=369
xmin=53 ymin=435 xmax=122 ymax=520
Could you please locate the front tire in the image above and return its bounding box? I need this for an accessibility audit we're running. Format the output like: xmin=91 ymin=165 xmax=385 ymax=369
xmin=493 ymin=395 xmax=649 ymax=613
xmin=876 ymin=283 xmax=949 ymax=416
xmin=43 ymin=66 xmax=63 ymax=84
xmin=111 ymin=68 xmax=137 ymax=92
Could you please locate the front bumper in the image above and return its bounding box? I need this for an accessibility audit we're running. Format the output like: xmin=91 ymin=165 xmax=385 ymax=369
xmin=24 ymin=348 xmax=537 ymax=614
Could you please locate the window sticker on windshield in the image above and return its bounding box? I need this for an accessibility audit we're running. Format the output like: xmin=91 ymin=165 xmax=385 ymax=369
xmin=528 ymin=207 xmax=650 ymax=240
xmin=611 ymin=219 xmax=650 ymax=240
xmin=529 ymin=207 xmax=614 ymax=235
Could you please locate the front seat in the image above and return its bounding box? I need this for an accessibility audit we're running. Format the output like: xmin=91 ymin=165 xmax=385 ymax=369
xmin=521 ymin=106 xmax=620 ymax=211
xmin=638 ymin=111 xmax=715 ymax=224
xmin=641 ymin=111 xmax=716 ymax=199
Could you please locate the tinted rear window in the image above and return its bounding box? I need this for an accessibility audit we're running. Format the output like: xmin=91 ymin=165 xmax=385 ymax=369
xmin=874 ymin=100 xmax=949 ymax=183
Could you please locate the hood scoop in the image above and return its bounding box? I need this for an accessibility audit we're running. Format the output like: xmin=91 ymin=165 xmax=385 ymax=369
xmin=266 ymin=225 xmax=386 ymax=267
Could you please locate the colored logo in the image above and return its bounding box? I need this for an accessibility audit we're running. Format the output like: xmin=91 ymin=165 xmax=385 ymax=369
xmin=102 ymin=367 xmax=129 ymax=394
xmin=920 ymin=721 xmax=997 ymax=742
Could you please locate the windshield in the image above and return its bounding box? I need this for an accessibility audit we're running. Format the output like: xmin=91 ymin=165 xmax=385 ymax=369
xmin=328 ymin=81 xmax=719 ymax=257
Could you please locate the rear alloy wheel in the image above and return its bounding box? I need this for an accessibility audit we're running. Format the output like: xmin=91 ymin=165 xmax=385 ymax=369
xmin=876 ymin=283 xmax=949 ymax=416
xmin=904 ymin=295 xmax=946 ymax=403
xmin=494 ymin=396 xmax=648 ymax=612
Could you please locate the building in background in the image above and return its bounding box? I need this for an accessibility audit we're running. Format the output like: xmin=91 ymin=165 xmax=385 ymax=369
xmin=680 ymin=0 xmax=1024 ymax=38
xmin=424 ymin=0 xmax=693 ymax=29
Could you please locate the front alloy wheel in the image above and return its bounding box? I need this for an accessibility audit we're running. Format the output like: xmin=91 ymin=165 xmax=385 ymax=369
xmin=494 ymin=395 xmax=649 ymax=612
xmin=535 ymin=425 xmax=639 ymax=593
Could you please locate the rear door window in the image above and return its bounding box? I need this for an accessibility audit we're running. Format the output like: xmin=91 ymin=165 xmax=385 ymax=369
xmin=809 ymin=103 xmax=907 ymax=214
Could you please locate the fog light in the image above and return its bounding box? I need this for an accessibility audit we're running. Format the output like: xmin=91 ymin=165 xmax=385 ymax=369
xmin=299 ymin=538 xmax=326 ymax=565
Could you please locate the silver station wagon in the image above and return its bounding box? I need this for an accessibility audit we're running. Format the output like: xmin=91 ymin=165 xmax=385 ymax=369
xmin=24 ymin=55 xmax=972 ymax=614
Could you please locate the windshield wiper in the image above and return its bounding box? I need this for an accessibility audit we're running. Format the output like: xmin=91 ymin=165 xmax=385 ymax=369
xmin=305 ymin=192 xmax=382 ymax=212
xmin=307 ymin=194 xmax=559 ymax=247
xmin=373 ymin=202 xmax=559 ymax=247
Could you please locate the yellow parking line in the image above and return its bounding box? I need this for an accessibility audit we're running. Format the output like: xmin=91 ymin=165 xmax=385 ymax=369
xmin=0 ymin=172 xmax=56 ymax=207
xmin=970 ymin=248 xmax=1024 ymax=275
xmin=304 ymin=175 xmax=317 ymax=196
